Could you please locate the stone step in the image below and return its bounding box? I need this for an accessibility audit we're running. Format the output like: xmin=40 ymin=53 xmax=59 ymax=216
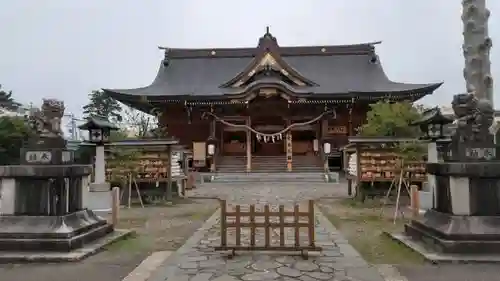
xmin=211 ymin=172 xmax=326 ymax=183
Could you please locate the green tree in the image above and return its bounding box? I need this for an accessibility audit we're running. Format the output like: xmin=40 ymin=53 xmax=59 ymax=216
xmin=358 ymin=101 xmax=422 ymax=138
xmin=0 ymin=85 xmax=22 ymax=111
xmin=82 ymin=90 xmax=122 ymax=122
xmin=0 ymin=116 xmax=34 ymax=164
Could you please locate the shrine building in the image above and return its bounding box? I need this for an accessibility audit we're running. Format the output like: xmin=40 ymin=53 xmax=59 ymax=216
xmin=104 ymin=30 xmax=442 ymax=172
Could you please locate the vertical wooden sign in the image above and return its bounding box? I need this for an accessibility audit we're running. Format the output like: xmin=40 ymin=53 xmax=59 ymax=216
xmin=286 ymin=132 xmax=292 ymax=171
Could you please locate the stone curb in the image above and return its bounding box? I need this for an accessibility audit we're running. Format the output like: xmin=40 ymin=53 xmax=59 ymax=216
xmin=122 ymin=251 xmax=173 ymax=281
xmin=145 ymin=208 xmax=221 ymax=281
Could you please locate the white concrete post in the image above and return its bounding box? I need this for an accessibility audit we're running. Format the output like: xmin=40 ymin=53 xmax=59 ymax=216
xmin=427 ymin=142 xmax=438 ymax=208
xmin=94 ymin=145 xmax=106 ymax=184
xmin=86 ymin=144 xmax=111 ymax=212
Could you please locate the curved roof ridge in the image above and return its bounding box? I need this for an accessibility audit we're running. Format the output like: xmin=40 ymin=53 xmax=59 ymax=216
xmin=160 ymin=41 xmax=381 ymax=59
xmin=159 ymin=41 xmax=382 ymax=52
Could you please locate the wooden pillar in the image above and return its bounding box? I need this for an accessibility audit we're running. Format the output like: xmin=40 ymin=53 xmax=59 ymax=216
xmin=111 ymin=186 xmax=120 ymax=226
xmin=210 ymin=118 xmax=217 ymax=172
xmin=286 ymin=119 xmax=292 ymax=172
xmin=320 ymin=118 xmax=328 ymax=146
xmin=411 ymin=185 xmax=420 ymax=218
xmin=246 ymin=116 xmax=252 ymax=172
xmin=166 ymin=145 xmax=173 ymax=201
xmin=348 ymin=103 xmax=354 ymax=136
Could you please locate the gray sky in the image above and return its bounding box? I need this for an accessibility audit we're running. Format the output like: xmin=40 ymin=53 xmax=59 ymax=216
xmin=1 ymin=0 xmax=499 ymax=117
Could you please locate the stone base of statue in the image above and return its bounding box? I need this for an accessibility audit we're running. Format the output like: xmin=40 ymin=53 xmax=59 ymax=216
xmin=389 ymin=161 xmax=500 ymax=262
xmin=0 ymin=209 xmax=113 ymax=252
xmin=0 ymin=163 xmax=132 ymax=262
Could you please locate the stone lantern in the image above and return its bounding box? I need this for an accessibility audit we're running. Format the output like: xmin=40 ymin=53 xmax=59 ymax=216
xmin=412 ymin=107 xmax=453 ymax=141
xmin=411 ymin=107 xmax=453 ymax=210
xmin=78 ymin=117 xmax=118 ymax=195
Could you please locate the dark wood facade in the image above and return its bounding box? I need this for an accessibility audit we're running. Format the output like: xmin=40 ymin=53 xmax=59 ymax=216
xmin=104 ymin=30 xmax=442 ymax=171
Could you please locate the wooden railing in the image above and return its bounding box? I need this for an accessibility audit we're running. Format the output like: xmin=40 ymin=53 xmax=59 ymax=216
xmin=215 ymin=200 xmax=322 ymax=259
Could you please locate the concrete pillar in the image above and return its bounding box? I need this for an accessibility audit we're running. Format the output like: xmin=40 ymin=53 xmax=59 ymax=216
xmin=94 ymin=145 xmax=106 ymax=184
xmin=426 ymin=142 xmax=438 ymax=208
xmin=88 ymin=145 xmax=111 ymax=212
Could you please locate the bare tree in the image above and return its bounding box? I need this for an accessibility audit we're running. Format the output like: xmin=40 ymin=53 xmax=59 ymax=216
xmin=462 ymin=0 xmax=493 ymax=102
xmin=122 ymin=106 xmax=158 ymax=138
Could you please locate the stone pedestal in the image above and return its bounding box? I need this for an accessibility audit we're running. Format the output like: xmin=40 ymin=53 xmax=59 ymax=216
xmin=404 ymin=162 xmax=500 ymax=254
xmin=0 ymin=165 xmax=116 ymax=254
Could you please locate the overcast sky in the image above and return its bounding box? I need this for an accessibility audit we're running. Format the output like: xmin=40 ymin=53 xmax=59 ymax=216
xmin=1 ymin=0 xmax=499 ymax=117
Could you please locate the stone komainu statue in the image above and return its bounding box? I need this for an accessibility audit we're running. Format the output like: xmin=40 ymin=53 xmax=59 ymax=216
xmin=28 ymin=99 xmax=65 ymax=139
xmin=451 ymin=92 xmax=494 ymax=143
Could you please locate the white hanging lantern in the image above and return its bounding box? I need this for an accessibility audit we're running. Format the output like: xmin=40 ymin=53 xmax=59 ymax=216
xmin=207 ymin=144 xmax=215 ymax=156
xmin=323 ymin=142 xmax=331 ymax=154
xmin=313 ymin=139 xmax=319 ymax=152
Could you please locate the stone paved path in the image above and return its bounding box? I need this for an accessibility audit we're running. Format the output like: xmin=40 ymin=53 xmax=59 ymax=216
xmin=147 ymin=182 xmax=386 ymax=281
xmin=189 ymin=182 xmax=349 ymax=203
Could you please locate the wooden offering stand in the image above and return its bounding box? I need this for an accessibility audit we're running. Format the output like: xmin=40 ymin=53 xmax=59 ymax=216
xmin=343 ymin=137 xmax=426 ymax=201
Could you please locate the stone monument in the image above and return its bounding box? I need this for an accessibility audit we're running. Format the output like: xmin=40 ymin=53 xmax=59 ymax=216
xmin=0 ymin=99 xmax=130 ymax=262
xmin=399 ymin=93 xmax=500 ymax=260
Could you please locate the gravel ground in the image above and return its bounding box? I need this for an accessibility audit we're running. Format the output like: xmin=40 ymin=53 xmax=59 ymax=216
xmin=0 ymin=198 xmax=219 ymax=281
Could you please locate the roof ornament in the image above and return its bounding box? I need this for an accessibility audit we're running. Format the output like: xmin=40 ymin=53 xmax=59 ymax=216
xmin=369 ymin=54 xmax=379 ymax=64
xmin=159 ymin=47 xmax=170 ymax=67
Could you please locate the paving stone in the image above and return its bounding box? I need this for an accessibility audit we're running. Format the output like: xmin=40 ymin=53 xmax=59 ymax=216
xmin=277 ymin=266 xmax=302 ymax=277
xmin=191 ymin=272 xmax=214 ymax=281
xmin=275 ymin=256 xmax=297 ymax=265
xmin=212 ymin=275 xmax=239 ymax=281
xmin=294 ymin=261 xmax=319 ymax=272
xmin=179 ymin=262 xmax=198 ymax=269
xmin=186 ymin=256 xmax=209 ymax=262
xmin=241 ymin=271 xmax=280 ymax=280
xmin=317 ymin=262 xmax=336 ymax=269
xmin=178 ymin=268 xmax=201 ymax=275
xmin=320 ymin=266 xmax=334 ymax=273
xmin=299 ymin=275 xmax=320 ymax=281
xmin=316 ymin=256 xmax=342 ymax=262
xmin=226 ymin=260 xmax=252 ymax=268
xmin=250 ymin=261 xmax=281 ymax=271
xmin=227 ymin=267 xmax=254 ymax=276
xmin=322 ymin=250 xmax=343 ymax=257
xmin=305 ymin=271 xmax=333 ymax=280
xmin=199 ymin=259 xmax=225 ymax=268
xmin=167 ymin=274 xmax=190 ymax=281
